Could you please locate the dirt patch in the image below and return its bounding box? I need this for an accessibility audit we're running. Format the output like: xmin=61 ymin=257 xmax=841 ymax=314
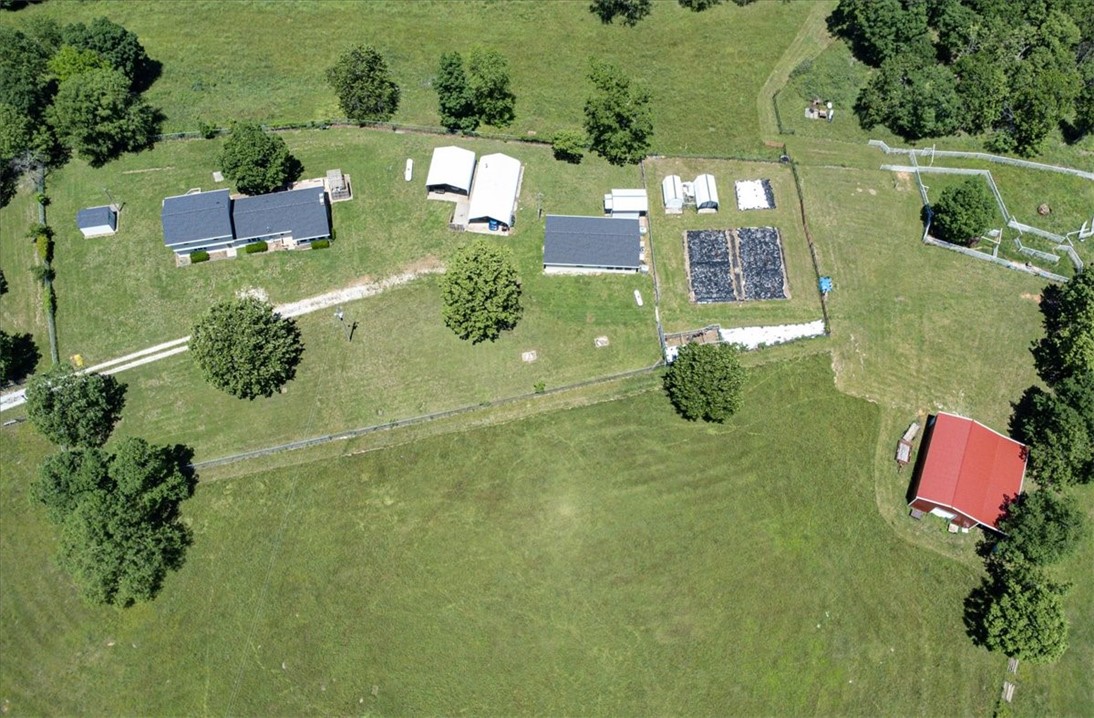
xmin=894 ymin=172 xmax=913 ymax=191
xmin=121 ymin=166 xmax=175 ymax=174
xmin=1020 ymin=292 xmax=1042 ymax=303
xmin=237 ymin=286 xmax=269 ymax=302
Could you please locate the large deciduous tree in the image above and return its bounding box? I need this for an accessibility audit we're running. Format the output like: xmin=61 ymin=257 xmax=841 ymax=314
xmin=25 ymin=364 xmax=127 ymax=448
xmin=467 ymin=47 xmax=516 ymax=128
xmin=664 ymin=342 xmax=746 ymax=423
xmin=590 ymin=0 xmax=651 ymax=26
xmin=61 ymin=16 xmax=153 ymax=89
xmin=583 ymin=59 xmax=653 ymax=166
xmin=436 ymin=51 xmax=478 ymax=133
xmin=217 ymin=122 xmax=302 ymax=196
xmin=33 ymin=438 xmax=195 ymax=606
xmin=1010 ymin=372 xmax=1094 ymax=488
xmin=998 ymin=489 xmax=1087 ymax=566
xmin=46 ymin=67 xmax=158 ymax=167
xmin=190 ymin=297 xmax=304 ymax=399
xmin=1032 ymin=269 xmax=1094 ymax=387
xmin=930 ymin=176 xmax=997 ymax=246
xmin=440 ymin=239 xmax=523 ymax=344
xmin=0 ymin=329 xmax=40 ymax=385
xmin=326 ymin=44 xmax=400 ymax=123
xmin=981 ymin=564 xmax=1070 ymax=664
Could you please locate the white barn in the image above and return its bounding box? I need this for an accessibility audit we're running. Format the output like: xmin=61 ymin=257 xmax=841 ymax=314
xmin=467 ymin=153 xmax=523 ymax=232
xmin=661 ymin=175 xmax=684 ymax=214
xmin=603 ymin=188 xmax=648 ymax=220
xmin=426 ymin=146 xmax=476 ymax=196
xmin=695 ymin=174 xmax=719 ymax=213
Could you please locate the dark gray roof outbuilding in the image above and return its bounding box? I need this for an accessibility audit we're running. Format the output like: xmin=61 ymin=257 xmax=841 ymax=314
xmin=161 ymin=189 xmax=233 ymax=248
xmin=543 ymin=215 xmax=641 ymax=269
xmin=76 ymin=205 xmax=117 ymax=231
xmin=232 ymin=186 xmax=330 ymax=242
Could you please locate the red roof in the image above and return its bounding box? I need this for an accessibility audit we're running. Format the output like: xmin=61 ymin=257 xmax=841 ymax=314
xmin=914 ymin=413 xmax=1027 ymax=529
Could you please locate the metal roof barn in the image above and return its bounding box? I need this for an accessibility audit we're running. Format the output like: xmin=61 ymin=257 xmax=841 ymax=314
xmin=543 ymin=215 xmax=641 ymax=274
xmin=426 ymin=146 xmax=476 ymax=195
xmin=467 ymin=153 xmax=522 ymax=230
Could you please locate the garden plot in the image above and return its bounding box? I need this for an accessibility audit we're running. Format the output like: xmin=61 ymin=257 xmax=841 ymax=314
xmin=734 ymin=179 xmax=776 ymax=210
xmin=684 ymin=228 xmax=788 ymax=303
xmin=738 ymin=227 xmax=788 ymax=300
xmin=685 ymin=230 xmax=738 ymax=302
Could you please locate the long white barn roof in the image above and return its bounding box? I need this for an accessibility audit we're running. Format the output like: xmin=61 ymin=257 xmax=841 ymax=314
xmin=426 ymin=146 xmax=476 ymax=193
xmin=467 ymin=153 xmax=522 ymax=226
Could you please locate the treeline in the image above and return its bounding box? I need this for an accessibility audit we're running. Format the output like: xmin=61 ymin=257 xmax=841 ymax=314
xmin=830 ymin=0 xmax=1094 ymax=155
xmin=0 ymin=16 xmax=160 ymax=205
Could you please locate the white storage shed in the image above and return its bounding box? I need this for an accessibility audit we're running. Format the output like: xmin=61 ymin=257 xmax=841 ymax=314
xmin=661 ymin=175 xmax=684 ymax=214
xmin=695 ymin=174 xmax=719 ymax=213
xmin=426 ymin=146 xmax=476 ymax=196
xmin=603 ymin=188 xmax=648 ymax=220
xmin=467 ymin=153 xmax=523 ymax=232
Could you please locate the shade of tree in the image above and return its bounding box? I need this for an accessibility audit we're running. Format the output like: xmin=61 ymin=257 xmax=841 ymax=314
xmin=1032 ymin=270 xmax=1094 ymax=386
xmin=663 ymin=342 xmax=746 ymax=423
xmin=46 ymin=67 xmax=158 ymax=167
xmin=0 ymin=268 xmax=7 ymax=295
xmin=467 ymin=47 xmax=516 ymax=128
xmin=440 ymin=239 xmax=523 ymax=344
xmin=551 ymin=129 xmax=586 ymax=164
xmin=47 ymin=45 xmax=110 ymax=83
xmin=981 ymin=563 xmax=1070 ymax=664
xmin=24 ymin=364 xmax=126 ymax=448
xmin=61 ymin=16 xmax=153 ymax=89
xmin=217 ymin=122 xmax=302 ymax=196
xmin=998 ymin=489 xmax=1087 ymax=566
xmin=190 ymin=297 xmax=304 ymax=399
xmin=0 ymin=329 xmax=40 ymax=385
xmin=583 ymin=59 xmax=653 ymax=166
xmin=33 ymin=438 xmax=194 ymax=606
xmin=1010 ymin=371 xmax=1094 ymax=488
xmin=326 ymin=44 xmax=400 ymax=123
xmin=930 ymin=176 xmax=996 ymax=246
xmin=679 ymin=0 xmax=721 ymax=10
xmin=436 ymin=51 xmax=478 ymax=133
xmin=590 ymin=0 xmax=651 ymax=26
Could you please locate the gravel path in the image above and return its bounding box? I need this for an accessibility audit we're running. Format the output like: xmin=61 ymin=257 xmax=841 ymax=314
xmin=0 ymin=266 xmax=444 ymax=413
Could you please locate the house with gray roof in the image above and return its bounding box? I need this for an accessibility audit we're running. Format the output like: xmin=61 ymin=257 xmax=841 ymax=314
xmin=543 ymin=215 xmax=643 ymax=274
xmin=161 ymin=186 xmax=331 ymax=256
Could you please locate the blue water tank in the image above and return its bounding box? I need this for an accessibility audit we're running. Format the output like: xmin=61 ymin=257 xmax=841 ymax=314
xmin=489 ymin=218 xmax=500 ymax=231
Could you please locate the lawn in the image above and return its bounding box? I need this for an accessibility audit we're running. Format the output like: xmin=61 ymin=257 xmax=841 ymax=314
xmin=645 ymin=158 xmax=825 ymax=333
xmin=1 ymin=354 xmax=1011 ymax=716
xmin=1 ymin=0 xmax=815 ymax=157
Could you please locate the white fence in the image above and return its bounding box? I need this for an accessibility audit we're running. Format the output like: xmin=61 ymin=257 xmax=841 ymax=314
xmin=870 ymin=140 xmax=1094 ymax=181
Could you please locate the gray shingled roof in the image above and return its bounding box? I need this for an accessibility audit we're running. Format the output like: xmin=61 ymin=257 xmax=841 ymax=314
xmin=161 ymin=189 xmax=233 ymax=248
xmin=76 ymin=205 xmax=116 ymax=230
xmin=544 ymin=215 xmax=641 ymax=269
xmin=232 ymin=186 xmax=330 ymax=242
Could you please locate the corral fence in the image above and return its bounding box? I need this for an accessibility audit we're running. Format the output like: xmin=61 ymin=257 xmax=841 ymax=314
xmin=869 ymin=139 xmax=1094 ymax=181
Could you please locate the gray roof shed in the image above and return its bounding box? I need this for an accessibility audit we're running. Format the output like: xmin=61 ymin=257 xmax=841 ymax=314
xmin=544 ymin=215 xmax=641 ymax=269
xmin=76 ymin=205 xmax=117 ymax=236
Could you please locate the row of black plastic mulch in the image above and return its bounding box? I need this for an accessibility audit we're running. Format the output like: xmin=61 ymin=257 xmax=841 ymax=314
xmin=685 ymin=230 xmax=736 ymax=302
xmin=737 ymin=227 xmax=787 ymax=300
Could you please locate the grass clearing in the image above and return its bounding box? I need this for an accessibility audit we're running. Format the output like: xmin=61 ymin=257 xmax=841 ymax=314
xmin=645 ymin=158 xmax=824 ymax=333
xmin=1 ymin=354 xmax=1008 ymax=716
xmin=2 ymin=0 xmax=814 ymax=156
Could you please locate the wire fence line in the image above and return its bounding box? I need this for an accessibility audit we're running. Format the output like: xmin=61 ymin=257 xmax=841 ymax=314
xmin=922 ymin=236 xmax=1068 ymax=283
xmin=869 ymin=139 xmax=1094 ymax=181
xmin=191 ymin=362 xmax=664 ymax=472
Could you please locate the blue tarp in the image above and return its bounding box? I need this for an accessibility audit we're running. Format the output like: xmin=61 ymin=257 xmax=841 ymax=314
xmin=819 ymin=276 xmax=833 ymax=293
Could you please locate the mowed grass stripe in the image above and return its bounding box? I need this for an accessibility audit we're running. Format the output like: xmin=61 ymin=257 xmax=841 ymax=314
xmin=0 ymin=355 xmax=1000 ymax=715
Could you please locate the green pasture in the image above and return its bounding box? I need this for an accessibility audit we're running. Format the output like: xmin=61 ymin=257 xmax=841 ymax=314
xmin=2 ymin=0 xmax=815 ymax=156
xmin=1 ymin=354 xmax=1012 ymax=716
xmin=645 ymin=158 xmax=824 ymax=333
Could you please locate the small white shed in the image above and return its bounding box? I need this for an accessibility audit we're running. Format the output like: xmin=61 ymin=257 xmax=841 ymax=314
xmin=426 ymin=146 xmax=476 ymax=196
xmin=661 ymin=175 xmax=683 ymax=214
xmin=694 ymin=174 xmax=719 ymax=213
xmin=603 ymin=188 xmax=648 ymax=219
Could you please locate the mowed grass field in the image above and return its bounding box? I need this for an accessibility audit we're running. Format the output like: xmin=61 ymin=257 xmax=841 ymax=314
xmin=646 ymin=158 xmax=824 ymax=332
xmin=1 ymin=0 xmax=816 ymax=156
xmin=1 ymin=354 xmax=1012 ymax=716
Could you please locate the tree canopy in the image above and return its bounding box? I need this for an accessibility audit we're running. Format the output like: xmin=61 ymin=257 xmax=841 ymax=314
xmin=32 ymin=438 xmax=194 ymax=606
xmin=46 ymin=66 xmax=158 ymax=167
xmin=998 ymin=489 xmax=1087 ymax=566
xmin=930 ymin=177 xmax=997 ymax=246
xmin=1011 ymin=372 xmax=1094 ymax=488
xmin=25 ymin=363 xmax=127 ymax=448
xmin=0 ymin=329 xmax=40 ymax=385
xmin=436 ymin=51 xmax=478 ymax=133
xmin=217 ymin=122 xmax=301 ymax=196
xmin=590 ymin=0 xmax=651 ymax=26
xmin=61 ymin=16 xmax=153 ymax=89
xmin=326 ymin=44 xmax=400 ymax=123
xmin=1032 ymin=269 xmax=1094 ymax=387
xmin=583 ymin=59 xmax=653 ymax=166
xmin=663 ymin=342 xmax=746 ymax=423
xmin=189 ymin=297 xmax=305 ymax=399
xmin=440 ymin=239 xmax=523 ymax=344
xmin=467 ymin=47 xmax=516 ymax=128
xmin=981 ymin=563 xmax=1070 ymax=664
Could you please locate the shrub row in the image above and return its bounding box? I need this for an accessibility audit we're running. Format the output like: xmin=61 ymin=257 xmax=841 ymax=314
xmin=243 ymin=241 xmax=268 ymax=254
xmin=311 ymin=239 xmax=330 ymax=249
xmin=190 ymin=251 xmax=210 ymax=263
